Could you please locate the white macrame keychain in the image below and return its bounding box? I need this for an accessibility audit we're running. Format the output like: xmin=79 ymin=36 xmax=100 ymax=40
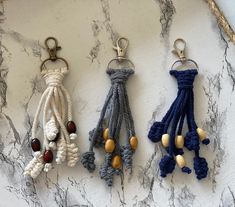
xmin=24 ymin=37 xmax=79 ymax=178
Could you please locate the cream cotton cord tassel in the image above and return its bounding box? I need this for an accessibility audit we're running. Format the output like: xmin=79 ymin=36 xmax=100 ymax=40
xmin=24 ymin=37 xmax=79 ymax=178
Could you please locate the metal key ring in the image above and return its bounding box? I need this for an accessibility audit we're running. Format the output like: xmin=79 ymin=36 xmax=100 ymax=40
xmin=171 ymin=59 xmax=198 ymax=70
xmin=107 ymin=58 xmax=135 ymax=70
xmin=40 ymin=57 xmax=69 ymax=71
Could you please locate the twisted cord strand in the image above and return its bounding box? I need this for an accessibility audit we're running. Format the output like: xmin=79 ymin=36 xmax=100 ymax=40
xmin=208 ymin=0 xmax=235 ymax=44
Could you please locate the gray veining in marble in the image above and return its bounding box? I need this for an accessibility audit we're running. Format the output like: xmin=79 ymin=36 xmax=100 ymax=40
xmin=0 ymin=0 xmax=235 ymax=206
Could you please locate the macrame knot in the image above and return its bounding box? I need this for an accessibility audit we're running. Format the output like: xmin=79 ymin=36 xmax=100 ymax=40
xmin=182 ymin=166 xmax=192 ymax=174
xmin=193 ymin=156 xmax=208 ymax=180
xmin=148 ymin=121 xmax=165 ymax=142
xmin=43 ymin=71 xmax=65 ymax=87
xmin=45 ymin=117 xmax=58 ymax=140
xmin=101 ymin=166 xmax=121 ymax=187
xmin=99 ymin=153 xmax=121 ymax=187
xmin=159 ymin=155 xmax=176 ymax=177
xmin=185 ymin=131 xmax=200 ymax=151
xmin=81 ymin=151 xmax=96 ymax=172
xmin=107 ymin=69 xmax=134 ymax=85
xmin=89 ymin=128 xmax=104 ymax=148
xmin=166 ymin=147 xmax=184 ymax=156
xmin=170 ymin=69 xmax=198 ymax=89
xmin=121 ymin=145 xmax=133 ymax=169
xmin=202 ymin=138 xmax=210 ymax=145
xmin=99 ymin=153 xmax=112 ymax=179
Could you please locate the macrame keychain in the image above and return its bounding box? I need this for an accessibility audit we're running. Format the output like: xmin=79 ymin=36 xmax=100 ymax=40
xmin=148 ymin=39 xmax=210 ymax=179
xmin=81 ymin=37 xmax=138 ymax=186
xmin=24 ymin=37 xmax=79 ymax=178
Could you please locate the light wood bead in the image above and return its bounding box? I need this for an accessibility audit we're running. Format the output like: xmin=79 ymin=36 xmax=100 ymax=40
xmin=197 ymin=128 xmax=206 ymax=141
xmin=175 ymin=135 xmax=184 ymax=148
xmin=161 ymin=134 xmax=170 ymax=147
xmin=111 ymin=155 xmax=122 ymax=169
xmin=103 ymin=128 xmax=109 ymax=141
xmin=176 ymin=155 xmax=186 ymax=168
xmin=130 ymin=136 xmax=138 ymax=150
xmin=105 ymin=139 xmax=115 ymax=153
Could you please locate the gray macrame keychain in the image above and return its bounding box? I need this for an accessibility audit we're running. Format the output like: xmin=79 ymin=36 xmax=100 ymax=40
xmin=81 ymin=37 xmax=138 ymax=186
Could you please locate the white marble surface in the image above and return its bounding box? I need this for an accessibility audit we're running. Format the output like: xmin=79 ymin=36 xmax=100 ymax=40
xmin=0 ymin=0 xmax=235 ymax=206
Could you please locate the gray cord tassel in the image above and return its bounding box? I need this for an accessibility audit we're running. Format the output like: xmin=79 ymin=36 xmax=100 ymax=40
xmin=81 ymin=68 xmax=138 ymax=186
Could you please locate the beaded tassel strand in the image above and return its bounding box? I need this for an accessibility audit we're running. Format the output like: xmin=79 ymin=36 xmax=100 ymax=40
xmin=148 ymin=39 xmax=210 ymax=179
xmin=24 ymin=37 xmax=79 ymax=178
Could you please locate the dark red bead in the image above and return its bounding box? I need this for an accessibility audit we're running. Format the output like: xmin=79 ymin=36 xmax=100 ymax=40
xmin=43 ymin=150 xmax=53 ymax=163
xmin=31 ymin=138 xmax=41 ymax=152
xmin=53 ymin=132 xmax=60 ymax=142
xmin=66 ymin=121 xmax=76 ymax=134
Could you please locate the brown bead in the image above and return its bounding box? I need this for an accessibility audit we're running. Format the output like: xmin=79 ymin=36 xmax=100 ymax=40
xmin=67 ymin=121 xmax=76 ymax=134
xmin=53 ymin=132 xmax=60 ymax=142
xmin=112 ymin=155 xmax=122 ymax=169
xmin=31 ymin=138 xmax=41 ymax=152
xmin=43 ymin=150 xmax=53 ymax=163
xmin=130 ymin=136 xmax=138 ymax=150
xmin=105 ymin=139 xmax=115 ymax=153
xmin=103 ymin=128 xmax=109 ymax=141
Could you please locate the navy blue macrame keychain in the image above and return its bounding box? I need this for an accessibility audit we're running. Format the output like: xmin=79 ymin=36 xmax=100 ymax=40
xmin=81 ymin=37 xmax=138 ymax=186
xmin=148 ymin=39 xmax=210 ymax=179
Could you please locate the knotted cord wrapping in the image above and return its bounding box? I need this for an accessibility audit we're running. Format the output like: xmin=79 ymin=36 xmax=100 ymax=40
xmin=81 ymin=68 xmax=137 ymax=186
xmin=148 ymin=69 xmax=209 ymax=179
xmin=24 ymin=67 xmax=79 ymax=178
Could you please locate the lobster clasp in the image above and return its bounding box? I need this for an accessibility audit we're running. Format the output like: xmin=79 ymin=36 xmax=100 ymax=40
xmin=45 ymin=37 xmax=61 ymax=61
xmin=172 ymin=38 xmax=187 ymax=62
xmin=113 ymin=37 xmax=129 ymax=61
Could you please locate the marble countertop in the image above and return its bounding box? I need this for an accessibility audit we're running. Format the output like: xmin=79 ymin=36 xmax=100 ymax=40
xmin=0 ymin=0 xmax=235 ymax=206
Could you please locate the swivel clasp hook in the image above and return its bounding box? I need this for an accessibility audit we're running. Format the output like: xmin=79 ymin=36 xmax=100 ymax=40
xmin=172 ymin=38 xmax=187 ymax=62
xmin=113 ymin=37 xmax=129 ymax=61
xmin=45 ymin=37 xmax=61 ymax=61
xmin=40 ymin=37 xmax=69 ymax=71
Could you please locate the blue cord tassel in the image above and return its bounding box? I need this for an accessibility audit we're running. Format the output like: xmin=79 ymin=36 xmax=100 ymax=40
xmin=148 ymin=69 xmax=209 ymax=179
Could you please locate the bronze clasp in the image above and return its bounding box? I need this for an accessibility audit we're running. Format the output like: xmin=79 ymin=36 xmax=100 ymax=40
xmin=40 ymin=37 xmax=69 ymax=71
xmin=45 ymin=37 xmax=61 ymax=61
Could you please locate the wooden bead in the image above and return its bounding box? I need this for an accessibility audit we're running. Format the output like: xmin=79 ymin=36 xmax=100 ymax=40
xmin=111 ymin=155 xmax=122 ymax=169
xmin=105 ymin=139 xmax=115 ymax=153
xmin=161 ymin=134 xmax=170 ymax=147
xmin=103 ymin=128 xmax=109 ymax=141
xmin=130 ymin=136 xmax=138 ymax=150
xmin=175 ymin=135 xmax=184 ymax=148
xmin=196 ymin=128 xmax=206 ymax=141
xmin=176 ymin=155 xmax=186 ymax=168
xmin=67 ymin=121 xmax=76 ymax=134
xmin=31 ymin=138 xmax=41 ymax=152
xmin=43 ymin=150 xmax=53 ymax=163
